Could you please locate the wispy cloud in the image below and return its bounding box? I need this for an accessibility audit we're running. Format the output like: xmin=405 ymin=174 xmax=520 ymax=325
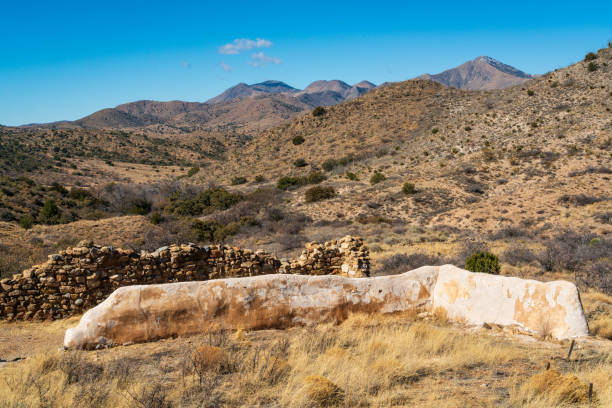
xmin=220 ymin=61 xmax=232 ymax=72
xmin=218 ymin=38 xmax=272 ymax=55
xmin=248 ymin=52 xmax=281 ymax=67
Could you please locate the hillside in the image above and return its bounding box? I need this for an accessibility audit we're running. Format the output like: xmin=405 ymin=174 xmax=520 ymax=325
xmin=418 ymin=56 xmax=535 ymax=90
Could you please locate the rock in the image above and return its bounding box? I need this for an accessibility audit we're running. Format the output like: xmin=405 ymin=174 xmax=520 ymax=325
xmin=432 ymin=265 xmax=589 ymax=340
xmin=64 ymin=268 xmax=437 ymax=349
xmin=63 ymin=265 xmax=588 ymax=349
xmin=78 ymin=240 xmax=94 ymax=248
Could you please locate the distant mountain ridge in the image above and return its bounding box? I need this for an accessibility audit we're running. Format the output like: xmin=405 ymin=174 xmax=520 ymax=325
xmin=417 ymin=56 xmax=534 ymax=90
xmin=23 ymin=56 xmax=535 ymax=130
xmin=32 ymin=79 xmax=378 ymax=131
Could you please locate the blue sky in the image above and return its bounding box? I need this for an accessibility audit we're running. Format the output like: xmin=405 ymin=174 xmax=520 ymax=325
xmin=1 ymin=0 xmax=611 ymax=126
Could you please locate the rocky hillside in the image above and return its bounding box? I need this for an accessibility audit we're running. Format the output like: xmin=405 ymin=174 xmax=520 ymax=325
xmin=418 ymin=56 xmax=535 ymax=90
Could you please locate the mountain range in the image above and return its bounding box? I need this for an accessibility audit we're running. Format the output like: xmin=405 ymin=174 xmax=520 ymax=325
xmin=26 ymin=57 xmax=532 ymax=130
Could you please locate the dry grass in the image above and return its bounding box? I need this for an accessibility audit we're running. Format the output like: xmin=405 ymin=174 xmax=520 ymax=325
xmin=1 ymin=312 xmax=611 ymax=407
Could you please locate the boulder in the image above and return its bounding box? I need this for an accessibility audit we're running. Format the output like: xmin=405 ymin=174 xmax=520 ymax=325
xmin=64 ymin=268 xmax=437 ymax=348
xmin=63 ymin=265 xmax=589 ymax=349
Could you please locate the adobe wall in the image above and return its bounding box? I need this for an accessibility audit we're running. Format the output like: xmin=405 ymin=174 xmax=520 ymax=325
xmin=0 ymin=236 xmax=369 ymax=321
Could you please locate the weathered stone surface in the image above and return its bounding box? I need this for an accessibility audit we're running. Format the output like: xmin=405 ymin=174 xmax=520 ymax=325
xmin=63 ymin=265 xmax=588 ymax=349
xmin=432 ymin=265 xmax=589 ymax=339
xmin=64 ymin=268 xmax=436 ymax=349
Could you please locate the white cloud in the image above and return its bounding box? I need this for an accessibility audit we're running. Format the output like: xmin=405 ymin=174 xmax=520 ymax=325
xmin=248 ymin=52 xmax=281 ymax=67
xmin=220 ymin=62 xmax=232 ymax=72
xmin=218 ymin=38 xmax=272 ymax=55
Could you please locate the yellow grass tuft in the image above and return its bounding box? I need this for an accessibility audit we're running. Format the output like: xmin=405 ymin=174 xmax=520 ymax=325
xmin=517 ymin=369 xmax=592 ymax=405
xmin=302 ymin=375 xmax=345 ymax=407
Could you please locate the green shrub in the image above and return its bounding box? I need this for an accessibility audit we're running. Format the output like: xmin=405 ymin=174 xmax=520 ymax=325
xmin=346 ymin=172 xmax=358 ymax=181
xmin=19 ymin=214 xmax=34 ymax=229
xmin=370 ymin=172 xmax=385 ymax=185
xmin=312 ymin=106 xmax=326 ymax=117
xmin=293 ymin=158 xmax=307 ymax=167
xmin=322 ymin=159 xmax=338 ymax=171
xmin=292 ymin=135 xmax=305 ymax=145
xmin=165 ymin=188 xmax=241 ymax=216
xmin=192 ymin=219 xmax=240 ymax=243
xmin=49 ymin=182 xmax=68 ymax=195
xmin=588 ymin=62 xmax=598 ymax=72
xmin=149 ymin=212 xmax=163 ymax=225
xmin=402 ymin=182 xmax=416 ymax=195
xmin=276 ymin=171 xmax=326 ymax=190
xmin=465 ymin=251 xmax=500 ymax=274
xmin=39 ymin=199 xmax=62 ymax=224
xmin=254 ymin=175 xmax=265 ymax=183
xmin=464 ymin=126 xmax=472 ymax=131
xmin=277 ymin=176 xmax=304 ymax=190
xmin=584 ymin=52 xmax=597 ymax=61
xmin=231 ymin=176 xmax=247 ymax=185
xmin=527 ymin=90 xmax=535 ymax=96
xmin=431 ymin=128 xmax=439 ymax=134
xmin=128 ymin=199 xmax=152 ymax=215
xmin=187 ymin=166 xmax=200 ymax=178
xmin=306 ymin=171 xmax=326 ymax=184
xmin=67 ymin=188 xmax=93 ymax=201
xmin=305 ymin=186 xmax=336 ymax=202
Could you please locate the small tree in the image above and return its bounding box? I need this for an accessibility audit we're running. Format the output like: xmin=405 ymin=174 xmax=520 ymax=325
xmin=19 ymin=214 xmax=34 ymax=229
xmin=584 ymin=52 xmax=597 ymax=61
xmin=465 ymin=251 xmax=500 ymax=274
xmin=588 ymin=62 xmax=598 ymax=72
xmin=40 ymin=199 xmax=62 ymax=224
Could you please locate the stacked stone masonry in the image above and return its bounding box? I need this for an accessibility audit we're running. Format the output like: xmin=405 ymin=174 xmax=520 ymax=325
xmin=0 ymin=236 xmax=369 ymax=320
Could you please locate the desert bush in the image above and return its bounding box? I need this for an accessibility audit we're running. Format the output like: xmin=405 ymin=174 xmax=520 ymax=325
xmin=293 ymin=158 xmax=307 ymax=167
xmin=370 ymin=172 xmax=385 ymax=185
xmin=149 ymin=212 xmax=164 ymax=225
xmin=128 ymin=198 xmax=152 ymax=215
xmin=192 ymin=219 xmax=241 ymax=243
xmin=312 ymin=106 xmax=326 ymax=117
xmin=165 ymin=187 xmax=241 ymax=216
xmin=584 ymin=52 xmax=598 ymax=61
xmin=537 ymin=230 xmax=611 ymax=280
xmin=402 ymin=182 xmax=416 ymax=195
xmin=305 ymin=186 xmax=336 ymax=202
xmin=527 ymin=90 xmax=535 ymax=96
xmin=126 ymin=383 xmax=172 ymax=408
xmin=345 ymin=171 xmax=358 ymax=181
xmin=517 ymin=369 xmax=591 ymax=405
xmin=502 ymin=245 xmax=537 ymax=266
xmin=465 ymin=251 xmax=500 ymax=274
xmin=588 ymin=62 xmax=598 ymax=72
xmin=187 ymin=166 xmax=200 ymax=178
xmin=376 ymin=253 xmax=446 ymax=275
xmin=488 ymin=226 xmax=532 ymax=240
xmin=558 ymin=194 xmax=606 ymax=206
xmin=19 ymin=214 xmax=34 ymax=229
xmin=276 ymin=171 xmax=326 ymax=190
xmin=292 ymin=135 xmax=305 ymax=145
xmin=254 ymin=175 xmax=266 ymax=183
xmin=59 ymin=352 xmax=104 ymax=385
xmin=231 ymin=176 xmax=247 ymax=185
xmin=322 ymin=159 xmax=337 ymax=171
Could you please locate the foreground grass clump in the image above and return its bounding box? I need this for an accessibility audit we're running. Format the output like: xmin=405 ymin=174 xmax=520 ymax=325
xmin=515 ymin=369 xmax=592 ymax=406
xmin=1 ymin=312 xmax=610 ymax=407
